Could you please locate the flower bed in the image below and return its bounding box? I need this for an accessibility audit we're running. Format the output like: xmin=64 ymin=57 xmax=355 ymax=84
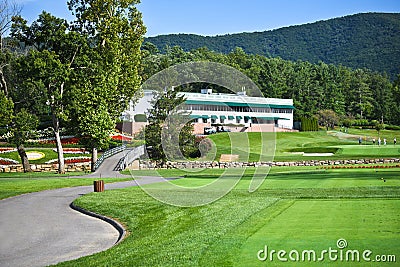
xmin=111 ymin=134 xmax=133 ymax=142
xmin=33 ymin=136 xmax=80 ymax=145
xmin=53 ymin=148 xmax=88 ymax=154
xmin=46 ymin=157 xmax=91 ymax=164
xmin=65 ymin=157 xmax=91 ymax=164
xmin=0 ymin=157 xmax=19 ymax=165
xmin=0 ymin=148 xmax=17 ymax=154
xmin=320 ymin=164 xmax=400 ymax=170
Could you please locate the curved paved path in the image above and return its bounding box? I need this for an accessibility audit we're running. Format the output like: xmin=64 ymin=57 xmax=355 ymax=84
xmin=82 ymin=150 xmax=133 ymax=178
xmin=0 ymin=176 xmax=168 ymax=267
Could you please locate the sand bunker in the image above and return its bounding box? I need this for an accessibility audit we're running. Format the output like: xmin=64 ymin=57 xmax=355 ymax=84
xmin=26 ymin=151 xmax=45 ymax=160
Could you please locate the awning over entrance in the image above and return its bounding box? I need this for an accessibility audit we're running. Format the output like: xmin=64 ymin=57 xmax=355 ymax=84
xmin=220 ymin=115 xmax=226 ymax=119
xmin=211 ymin=115 xmax=218 ymax=119
xmin=228 ymin=115 xmax=234 ymax=120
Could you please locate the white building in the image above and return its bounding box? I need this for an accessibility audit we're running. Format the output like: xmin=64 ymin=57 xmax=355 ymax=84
xmin=121 ymin=90 xmax=155 ymax=122
xmin=122 ymin=89 xmax=294 ymax=134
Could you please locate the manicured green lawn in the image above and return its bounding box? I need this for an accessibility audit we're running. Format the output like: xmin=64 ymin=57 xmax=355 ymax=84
xmin=346 ymin=128 xmax=399 ymax=141
xmin=0 ymin=173 xmax=131 ymax=200
xmin=55 ymin=167 xmax=400 ymax=266
xmin=237 ymin=199 xmax=399 ymax=266
xmin=207 ymin=131 xmax=400 ymax=162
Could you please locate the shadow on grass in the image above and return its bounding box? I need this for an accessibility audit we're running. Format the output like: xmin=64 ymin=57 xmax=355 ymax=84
xmin=240 ymin=186 xmax=400 ymax=199
xmin=181 ymin=169 xmax=400 ymax=181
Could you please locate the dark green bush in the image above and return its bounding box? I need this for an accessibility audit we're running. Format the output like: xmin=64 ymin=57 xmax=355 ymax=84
xmin=134 ymin=114 xmax=147 ymax=122
xmin=300 ymin=117 xmax=319 ymax=131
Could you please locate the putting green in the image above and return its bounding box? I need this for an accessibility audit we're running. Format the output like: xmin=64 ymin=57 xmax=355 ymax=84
xmin=337 ymin=145 xmax=400 ymax=156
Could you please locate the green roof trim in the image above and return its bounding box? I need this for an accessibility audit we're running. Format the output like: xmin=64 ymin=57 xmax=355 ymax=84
xmin=189 ymin=114 xmax=289 ymax=121
xmin=185 ymin=100 xmax=294 ymax=109
xmin=253 ymin=116 xmax=290 ymax=120
xmin=254 ymin=117 xmax=276 ymax=120
xmin=185 ymin=100 xmax=221 ymax=106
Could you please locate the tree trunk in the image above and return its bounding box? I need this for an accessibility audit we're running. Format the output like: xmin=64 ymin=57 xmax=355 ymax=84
xmin=91 ymin=147 xmax=98 ymax=172
xmin=54 ymin=130 xmax=65 ymax=174
xmin=51 ymin=113 xmax=65 ymax=173
xmin=17 ymin=144 xmax=32 ymax=172
xmin=0 ymin=67 xmax=9 ymax=96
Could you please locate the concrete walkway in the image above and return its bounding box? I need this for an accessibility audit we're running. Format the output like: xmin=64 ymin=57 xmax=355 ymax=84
xmin=82 ymin=150 xmax=132 ymax=178
xmin=0 ymin=177 xmax=168 ymax=267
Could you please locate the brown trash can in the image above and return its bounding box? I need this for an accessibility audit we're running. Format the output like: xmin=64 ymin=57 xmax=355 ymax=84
xmin=94 ymin=180 xmax=104 ymax=192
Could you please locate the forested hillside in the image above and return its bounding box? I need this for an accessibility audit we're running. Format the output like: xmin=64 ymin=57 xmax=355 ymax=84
xmin=145 ymin=13 xmax=400 ymax=79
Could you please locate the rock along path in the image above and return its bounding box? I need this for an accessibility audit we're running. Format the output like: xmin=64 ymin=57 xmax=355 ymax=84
xmin=0 ymin=176 xmax=168 ymax=267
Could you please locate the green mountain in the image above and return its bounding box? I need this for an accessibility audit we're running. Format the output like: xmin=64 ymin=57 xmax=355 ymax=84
xmin=145 ymin=13 xmax=400 ymax=78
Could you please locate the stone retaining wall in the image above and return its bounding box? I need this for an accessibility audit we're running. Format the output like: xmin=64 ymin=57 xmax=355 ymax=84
xmin=2 ymin=158 xmax=399 ymax=173
xmin=139 ymin=158 xmax=400 ymax=170
xmin=0 ymin=162 xmax=91 ymax=173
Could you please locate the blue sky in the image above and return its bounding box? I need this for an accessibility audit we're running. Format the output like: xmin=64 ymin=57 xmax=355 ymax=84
xmin=16 ymin=0 xmax=400 ymax=37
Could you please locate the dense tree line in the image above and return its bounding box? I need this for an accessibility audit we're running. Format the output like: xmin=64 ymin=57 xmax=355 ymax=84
xmin=141 ymin=44 xmax=400 ymax=126
xmin=145 ymin=13 xmax=400 ymax=79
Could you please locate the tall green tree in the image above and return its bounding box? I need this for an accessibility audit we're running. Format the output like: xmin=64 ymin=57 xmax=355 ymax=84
xmin=145 ymin=89 xmax=196 ymax=164
xmin=369 ymin=72 xmax=395 ymax=124
xmin=5 ymin=50 xmax=47 ymax=172
xmin=11 ymin=12 xmax=83 ymax=173
xmin=391 ymin=75 xmax=400 ymax=125
xmin=67 ymin=0 xmax=146 ymax=171
xmin=0 ymin=90 xmax=13 ymax=129
xmin=316 ymin=109 xmax=339 ymax=130
xmin=347 ymin=69 xmax=374 ymax=119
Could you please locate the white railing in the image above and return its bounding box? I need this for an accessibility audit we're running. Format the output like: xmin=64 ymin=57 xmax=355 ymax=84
xmin=93 ymin=145 xmax=126 ymax=171
xmin=115 ymin=145 xmax=145 ymax=171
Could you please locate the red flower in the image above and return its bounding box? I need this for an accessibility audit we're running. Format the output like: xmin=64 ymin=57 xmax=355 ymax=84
xmin=111 ymin=135 xmax=132 ymax=141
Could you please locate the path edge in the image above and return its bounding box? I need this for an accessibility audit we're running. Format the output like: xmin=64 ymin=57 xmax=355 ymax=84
xmin=69 ymin=202 xmax=127 ymax=245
